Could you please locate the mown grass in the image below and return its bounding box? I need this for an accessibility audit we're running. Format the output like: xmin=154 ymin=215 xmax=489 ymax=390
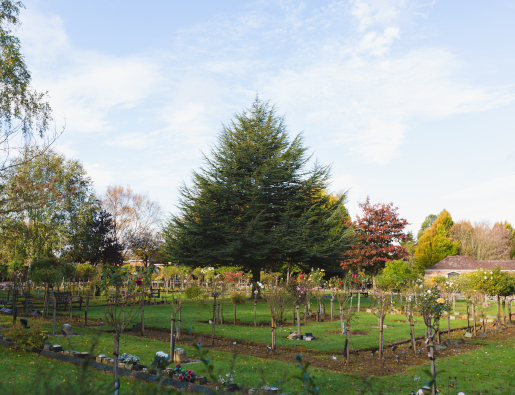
xmin=1 ymin=319 xmax=515 ymax=394
xmin=1 ymin=295 xmax=515 ymax=394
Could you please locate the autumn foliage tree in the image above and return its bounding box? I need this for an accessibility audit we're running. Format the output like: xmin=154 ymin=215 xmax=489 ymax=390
xmin=340 ymin=197 xmax=409 ymax=277
xmin=102 ymin=185 xmax=163 ymax=263
xmin=415 ymin=209 xmax=459 ymax=271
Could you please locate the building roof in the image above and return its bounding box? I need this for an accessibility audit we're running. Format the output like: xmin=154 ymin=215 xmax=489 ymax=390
xmin=426 ymin=256 xmax=515 ymax=271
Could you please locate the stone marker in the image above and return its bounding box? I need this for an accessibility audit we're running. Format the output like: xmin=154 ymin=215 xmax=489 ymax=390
xmin=61 ymin=324 xmax=73 ymax=336
xmin=173 ymin=348 xmax=188 ymax=363
xmin=464 ymin=332 xmax=473 ymax=338
xmin=481 ymin=332 xmax=487 ymax=338
xmin=454 ymin=341 xmax=460 ymax=348
xmin=196 ymin=376 xmax=207 ymax=385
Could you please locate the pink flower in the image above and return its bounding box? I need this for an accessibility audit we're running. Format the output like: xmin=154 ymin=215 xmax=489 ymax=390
xmin=178 ymin=375 xmax=183 ymax=381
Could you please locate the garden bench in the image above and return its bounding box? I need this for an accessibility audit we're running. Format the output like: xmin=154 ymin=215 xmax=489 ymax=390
xmin=53 ymin=292 xmax=72 ymax=311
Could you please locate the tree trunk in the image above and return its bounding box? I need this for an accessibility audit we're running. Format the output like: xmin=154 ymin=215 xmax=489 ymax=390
xmin=220 ymin=302 xmax=224 ymax=325
xmin=447 ymin=312 xmax=451 ymax=342
xmin=472 ymin=304 xmax=476 ymax=335
xmin=430 ymin=336 xmax=436 ymax=395
xmin=340 ymin=306 xmax=344 ymax=334
xmin=141 ymin=293 xmax=145 ymax=336
xmin=52 ymin=297 xmax=57 ymax=336
xmin=378 ymin=315 xmax=384 ymax=359
xmin=85 ymin=295 xmax=89 ymax=327
xmin=113 ymin=333 xmax=120 ymax=381
xmin=212 ymin=296 xmax=217 ymax=346
xmin=410 ymin=315 xmax=415 ymax=354
xmin=345 ymin=317 xmax=350 ymax=363
xmin=43 ymin=285 xmax=49 ymax=318
xmin=170 ymin=312 xmax=175 ymax=363
xmin=502 ymin=298 xmax=506 ymax=324
xmin=297 ymin=303 xmax=301 ymax=335
xmin=330 ymin=297 xmax=334 ymax=321
xmin=254 ymin=301 xmax=257 ymax=327
xmin=177 ymin=306 xmax=181 ymax=340
xmin=357 ymin=292 xmax=361 ymax=312
xmin=497 ymin=295 xmax=501 ymax=327
xmin=271 ymin=317 xmax=276 ymax=353
xmin=466 ymin=303 xmax=470 ymax=330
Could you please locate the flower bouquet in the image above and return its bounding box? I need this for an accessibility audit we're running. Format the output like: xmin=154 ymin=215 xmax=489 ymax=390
xmin=119 ymin=353 xmax=140 ymax=369
xmin=173 ymin=363 xmax=196 ymax=382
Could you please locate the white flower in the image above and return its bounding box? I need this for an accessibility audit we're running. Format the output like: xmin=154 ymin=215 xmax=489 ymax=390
xmin=419 ymin=285 xmax=423 ymax=289
xmin=484 ymin=276 xmax=487 ymax=279
xmin=156 ymin=351 xmax=169 ymax=359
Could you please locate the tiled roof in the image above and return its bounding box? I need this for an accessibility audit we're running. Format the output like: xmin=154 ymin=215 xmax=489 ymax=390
xmin=426 ymin=256 xmax=515 ymax=271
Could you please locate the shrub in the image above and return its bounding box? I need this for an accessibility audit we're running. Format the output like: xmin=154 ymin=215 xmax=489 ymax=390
xmin=184 ymin=284 xmax=205 ymax=299
xmin=6 ymin=320 xmax=48 ymax=351
xmin=230 ymin=292 xmax=246 ymax=305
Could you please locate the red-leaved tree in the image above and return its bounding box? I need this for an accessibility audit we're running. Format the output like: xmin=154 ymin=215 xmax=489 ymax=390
xmin=340 ymin=197 xmax=409 ymax=276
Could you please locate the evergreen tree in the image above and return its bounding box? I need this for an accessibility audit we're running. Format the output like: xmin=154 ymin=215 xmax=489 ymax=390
xmin=64 ymin=208 xmax=124 ymax=265
xmin=417 ymin=214 xmax=437 ymax=240
xmin=414 ymin=209 xmax=459 ymax=271
xmin=163 ymin=99 xmax=351 ymax=282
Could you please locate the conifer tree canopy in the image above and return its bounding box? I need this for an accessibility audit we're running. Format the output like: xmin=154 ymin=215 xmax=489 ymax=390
xmin=164 ymin=99 xmax=350 ymax=282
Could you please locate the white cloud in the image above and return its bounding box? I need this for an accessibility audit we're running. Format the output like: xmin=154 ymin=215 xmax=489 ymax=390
xmin=19 ymin=9 xmax=164 ymax=135
xmin=351 ymin=0 xmax=405 ymax=31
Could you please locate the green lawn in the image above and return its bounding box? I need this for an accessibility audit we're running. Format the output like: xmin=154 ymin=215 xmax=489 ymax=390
xmin=1 ymin=293 xmax=515 ymax=394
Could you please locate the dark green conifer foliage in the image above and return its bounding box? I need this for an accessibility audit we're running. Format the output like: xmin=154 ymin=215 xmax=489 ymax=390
xmin=164 ymin=99 xmax=350 ymax=281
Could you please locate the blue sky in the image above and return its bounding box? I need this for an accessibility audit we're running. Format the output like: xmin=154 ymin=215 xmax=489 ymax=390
xmin=18 ymin=0 xmax=515 ymax=234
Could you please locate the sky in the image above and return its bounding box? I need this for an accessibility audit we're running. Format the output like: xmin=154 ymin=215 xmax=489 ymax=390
xmin=16 ymin=0 xmax=515 ymax=234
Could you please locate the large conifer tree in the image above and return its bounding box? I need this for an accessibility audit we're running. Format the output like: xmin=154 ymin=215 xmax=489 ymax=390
xmin=164 ymin=99 xmax=350 ymax=281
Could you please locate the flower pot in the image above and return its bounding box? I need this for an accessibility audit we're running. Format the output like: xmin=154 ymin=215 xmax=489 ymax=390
xmin=420 ymin=387 xmax=431 ymax=395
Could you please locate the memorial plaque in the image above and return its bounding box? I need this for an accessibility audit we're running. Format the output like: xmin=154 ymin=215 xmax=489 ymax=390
xmin=481 ymin=332 xmax=487 ymax=338
xmin=454 ymin=341 xmax=460 ymax=348
xmin=296 ymin=345 xmax=306 ymax=353
xmin=464 ymin=332 xmax=473 ymax=338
